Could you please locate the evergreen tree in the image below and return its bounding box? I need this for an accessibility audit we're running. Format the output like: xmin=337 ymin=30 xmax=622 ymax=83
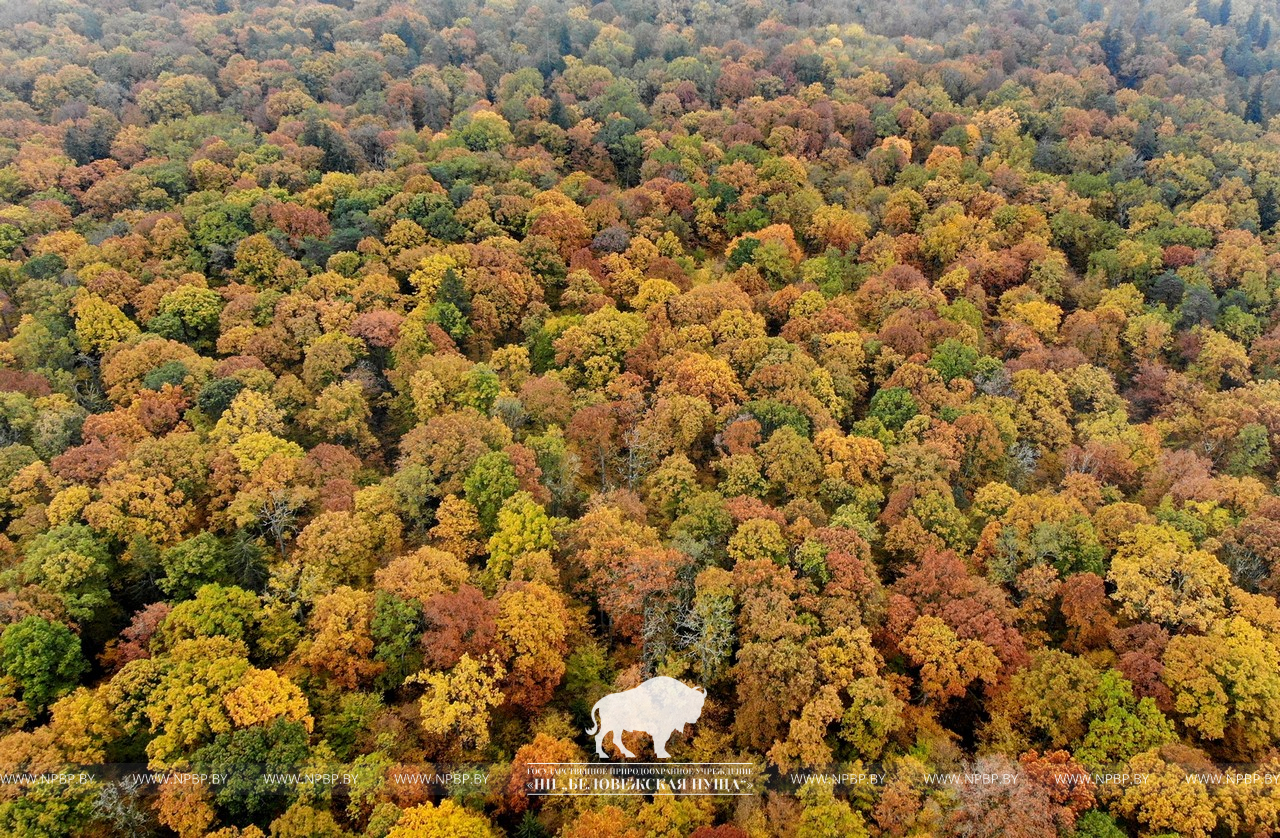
xmin=1260 ymin=187 xmax=1279 ymax=232
xmin=1246 ymin=4 xmax=1262 ymax=40
xmin=1246 ymin=81 xmax=1265 ymax=124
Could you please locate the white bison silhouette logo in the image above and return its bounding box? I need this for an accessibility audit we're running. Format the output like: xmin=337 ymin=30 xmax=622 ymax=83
xmin=586 ymin=676 xmax=706 ymax=759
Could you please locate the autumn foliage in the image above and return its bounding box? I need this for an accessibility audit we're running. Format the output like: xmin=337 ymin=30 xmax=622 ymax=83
xmin=2 ymin=0 xmax=1280 ymax=835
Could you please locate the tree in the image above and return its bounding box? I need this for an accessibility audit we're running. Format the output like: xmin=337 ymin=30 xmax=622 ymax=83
xmin=635 ymin=783 xmax=714 ymax=837
xmin=294 ymin=510 xmax=381 ymax=591
xmin=944 ymin=755 xmax=1069 ymax=838
xmin=152 ymin=285 xmax=223 ymax=349
xmin=572 ymin=504 xmax=684 ymax=640
xmin=432 ymin=493 xmax=486 ymax=560
xmin=563 ymin=806 xmax=644 ymax=838
xmin=1059 ymin=573 xmax=1115 ymax=652
xmin=412 ymin=652 xmax=504 ymax=750
xmin=159 ymin=532 xmax=230 ymax=600
xmin=1110 ymin=748 xmax=1217 ymax=838
xmin=0 ymin=780 xmax=97 ymax=838
xmin=48 ymin=687 xmax=117 ymax=763
xmin=554 ymin=307 xmax=648 ymax=389
xmin=768 ymin=684 xmax=844 ymax=771
xmin=160 ymin=584 xmax=262 ymax=647
xmin=1108 ymin=524 xmax=1231 ymax=631
xmin=795 ymin=780 xmax=868 ymax=838
xmin=1074 ymin=671 xmax=1177 ymax=771
xmin=868 ymin=387 xmax=918 ymax=431
xmin=495 ymin=581 xmax=569 ymax=711
xmin=1017 ymin=751 xmax=1095 ymax=830
xmin=268 ymin=802 xmax=349 ymax=838
xmin=0 ymin=617 xmax=87 ymax=712
xmin=486 ymin=492 xmax=555 ymax=581
xmin=305 ymin=381 xmax=377 ymax=452
xmin=387 ymin=800 xmax=498 ymax=838
xmin=299 ymin=587 xmax=384 ymax=689
xmin=758 ymin=427 xmax=823 ymax=499
xmin=839 ymin=675 xmax=905 ymax=761
xmin=456 ymin=110 xmax=514 ymax=152
xmin=234 ymin=234 xmax=286 ymax=286
xmin=1010 ymin=369 xmax=1071 ymax=451
xmin=900 ymin=615 xmax=1000 ymax=704
xmin=374 ymin=546 xmax=470 ymax=608
xmin=20 ymin=524 xmax=113 ymax=625
xmin=83 ymin=461 xmax=193 ymax=545
xmin=136 ymin=636 xmax=252 ymax=767
xmin=1162 ymin=617 xmax=1280 ymax=758
xmin=421 ymin=584 xmax=498 ymax=669
xmin=1190 ymin=328 xmax=1250 ymax=389
xmin=462 ymin=451 xmax=519 ymax=533
xmin=1000 ymin=650 xmax=1101 ymax=749
xmin=372 ymin=592 xmax=423 ymax=690
xmin=505 ymin=732 xmax=585 ymax=814
xmin=71 ymin=291 xmax=138 ymax=355
xmin=191 ymin=718 xmax=310 ymax=823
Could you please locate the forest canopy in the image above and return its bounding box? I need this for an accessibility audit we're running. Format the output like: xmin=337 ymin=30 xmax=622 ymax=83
xmin=2 ymin=0 xmax=1280 ymax=835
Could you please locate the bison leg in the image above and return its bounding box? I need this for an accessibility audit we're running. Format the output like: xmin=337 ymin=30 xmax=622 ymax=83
xmin=651 ymin=729 xmax=671 ymax=759
xmin=613 ymin=730 xmax=637 ymax=758
xmin=595 ymin=727 xmax=609 ymax=759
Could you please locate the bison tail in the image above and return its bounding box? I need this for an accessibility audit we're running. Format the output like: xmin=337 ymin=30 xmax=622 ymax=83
xmin=585 ymin=699 xmax=603 ymax=736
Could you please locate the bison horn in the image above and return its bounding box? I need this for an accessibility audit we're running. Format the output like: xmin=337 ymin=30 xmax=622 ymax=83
xmin=696 ymin=686 xmax=706 ymax=695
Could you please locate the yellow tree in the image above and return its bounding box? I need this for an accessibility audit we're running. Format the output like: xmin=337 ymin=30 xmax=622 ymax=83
xmin=1162 ymin=617 xmax=1280 ymax=758
xmin=222 ymin=668 xmax=313 ymax=733
xmin=1107 ymin=523 xmax=1231 ymax=631
xmin=298 ymin=587 xmax=384 ymax=689
xmin=1010 ymin=369 xmax=1072 ymax=452
xmin=410 ymin=653 xmax=505 ymax=752
xmin=495 ymin=581 xmax=569 ymax=711
xmin=293 ymin=511 xmax=379 ymax=590
xmin=815 ymin=429 xmax=886 ymax=489
xmin=71 ymin=290 xmax=139 ymax=354
xmin=635 ymin=783 xmax=714 ymax=838
xmin=48 ymin=687 xmax=116 ymax=764
xmin=486 ymin=492 xmax=555 ymax=582
xmin=796 ymin=779 xmax=869 ymax=838
xmin=1189 ymin=327 xmax=1250 ymax=389
xmin=374 ymin=546 xmax=470 ymax=608
xmin=305 ymin=380 xmax=378 ymax=453
xmin=1110 ymin=748 xmax=1217 ymax=838
xmin=83 ymin=462 xmax=192 ymax=546
xmin=430 ymin=496 xmax=485 ymax=560
xmin=899 ymin=615 xmax=1000 ymax=704
xmin=767 ymin=685 xmax=844 ymax=771
xmin=386 ymin=799 xmax=498 ymax=838
xmin=137 ymin=637 xmax=251 ymax=768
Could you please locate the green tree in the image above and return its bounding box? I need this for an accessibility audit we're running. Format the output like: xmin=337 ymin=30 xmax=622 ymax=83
xmin=486 ymin=491 xmax=555 ymax=580
xmin=0 ymin=616 xmax=88 ymax=712
xmin=191 ymin=718 xmax=310 ymax=824
xmin=868 ymin=387 xmax=918 ymax=431
xmin=1075 ymin=671 xmax=1177 ymax=770
xmin=20 ymin=524 xmax=113 ymax=625
xmin=463 ymin=451 xmax=519 ymax=533
xmin=371 ymin=591 xmax=423 ymax=691
xmin=796 ymin=779 xmax=869 ymax=838
xmin=159 ymin=532 xmax=231 ymax=599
